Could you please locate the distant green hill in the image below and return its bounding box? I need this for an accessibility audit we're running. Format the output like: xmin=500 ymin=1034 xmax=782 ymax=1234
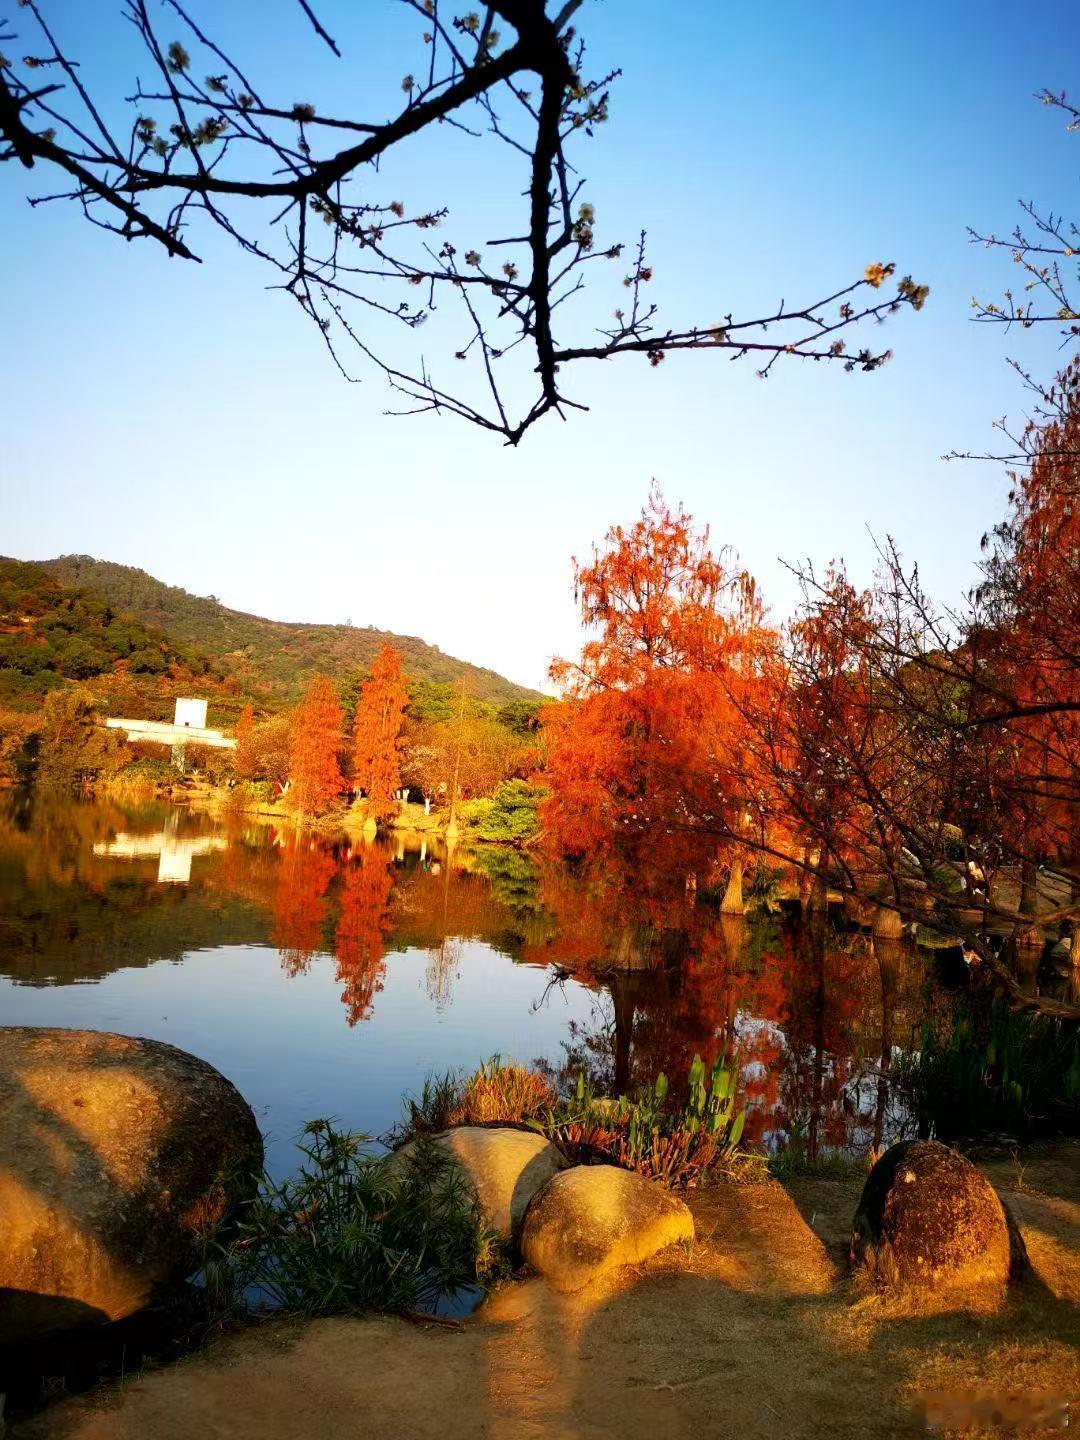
xmin=0 ymin=558 xmax=211 ymax=706
xmin=38 ymin=555 xmax=539 ymax=706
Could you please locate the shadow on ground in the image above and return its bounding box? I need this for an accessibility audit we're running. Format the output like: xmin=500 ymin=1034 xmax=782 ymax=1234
xmin=13 ymin=1144 xmax=1080 ymax=1440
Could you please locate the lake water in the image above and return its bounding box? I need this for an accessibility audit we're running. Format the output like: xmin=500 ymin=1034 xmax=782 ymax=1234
xmin=0 ymin=793 xmax=939 ymax=1176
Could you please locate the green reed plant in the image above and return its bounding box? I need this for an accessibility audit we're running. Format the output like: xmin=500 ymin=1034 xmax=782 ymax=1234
xmin=541 ymin=1055 xmax=758 ymax=1188
xmin=767 ymin=1134 xmax=869 ymax=1182
xmin=393 ymin=1055 xmax=759 ymax=1188
xmin=398 ymin=1070 xmax=465 ymax=1139
xmin=201 ymin=1120 xmax=491 ymax=1322
xmin=894 ymin=999 xmax=1080 ymax=1142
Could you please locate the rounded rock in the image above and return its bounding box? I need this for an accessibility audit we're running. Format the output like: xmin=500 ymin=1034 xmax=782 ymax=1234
xmin=0 ymin=1027 xmax=262 ymax=1343
xmin=851 ymin=1139 xmax=1012 ymax=1294
xmin=390 ymin=1127 xmax=567 ymax=1242
xmin=520 ymin=1164 xmax=694 ymax=1293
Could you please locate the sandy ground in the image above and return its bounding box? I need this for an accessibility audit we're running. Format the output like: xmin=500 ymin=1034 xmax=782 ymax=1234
xmin=13 ymin=1145 xmax=1079 ymax=1440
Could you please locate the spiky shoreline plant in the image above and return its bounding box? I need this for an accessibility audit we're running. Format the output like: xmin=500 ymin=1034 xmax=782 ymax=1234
xmin=540 ymin=1055 xmax=751 ymax=1188
xmin=201 ymin=1121 xmax=492 ymax=1322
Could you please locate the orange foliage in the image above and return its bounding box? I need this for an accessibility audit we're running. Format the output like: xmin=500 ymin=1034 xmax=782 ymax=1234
xmin=288 ymin=675 xmax=344 ymax=817
xmin=979 ymin=366 xmax=1080 ymax=869
xmin=544 ymin=485 xmax=777 ymax=891
xmin=271 ymin=834 xmax=336 ymax=975
xmin=351 ymin=644 xmax=408 ymax=823
xmin=233 ymin=703 xmax=256 ymax=781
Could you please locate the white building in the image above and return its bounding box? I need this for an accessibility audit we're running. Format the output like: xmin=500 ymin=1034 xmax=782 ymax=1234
xmin=104 ymin=696 xmax=236 ymax=752
xmin=174 ymin=697 xmax=208 ymax=729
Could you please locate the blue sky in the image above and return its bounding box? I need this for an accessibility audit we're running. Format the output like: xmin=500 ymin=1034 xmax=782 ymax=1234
xmin=2 ymin=0 xmax=1078 ymax=691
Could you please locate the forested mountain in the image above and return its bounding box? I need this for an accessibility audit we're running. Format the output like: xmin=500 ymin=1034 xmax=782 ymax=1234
xmin=37 ymin=556 xmax=538 ymax=705
xmin=0 ymin=558 xmax=212 ymax=706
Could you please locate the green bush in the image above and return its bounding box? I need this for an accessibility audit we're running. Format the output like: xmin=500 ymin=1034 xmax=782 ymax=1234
xmin=122 ymin=755 xmax=176 ymax=783
xmin=202 ymin=1121 xmax=493 ymax=1320
xmin=745 ymin=863 xmax=786 ymax=913
xmin=464 ymin=779 xmax=545 ymax=843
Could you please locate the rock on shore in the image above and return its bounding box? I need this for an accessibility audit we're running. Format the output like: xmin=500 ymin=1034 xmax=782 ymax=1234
xmin=0 ymin=1027 xmax=262 ymax=1343
xmin=521 ymin=1164 xmax=695 ymax=1292
xmin=850 ymin=1139 xmax=1014 ymax=1295
xmin=389 ymin=1127 xmax=568 ymax=1242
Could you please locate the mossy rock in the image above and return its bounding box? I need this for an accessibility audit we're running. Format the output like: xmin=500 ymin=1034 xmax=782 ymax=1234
xmin=851 ymin=1140 xmax=1018 ymax=1294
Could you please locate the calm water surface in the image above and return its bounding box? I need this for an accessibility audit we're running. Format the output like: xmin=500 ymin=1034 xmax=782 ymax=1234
xmin=0 ymin=794 xmax=939 ymax=1175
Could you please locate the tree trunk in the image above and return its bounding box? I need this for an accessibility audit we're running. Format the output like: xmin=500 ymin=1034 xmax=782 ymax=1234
xmin=808 ymin=872 xmax=830 ymax=912
xmin=872 ymin=940 xmax=899 ymax=1153
xmin=873 ymin=903 xmax=905 ymax=939
xmin=720 ymin=859 xmax=744 ymax=915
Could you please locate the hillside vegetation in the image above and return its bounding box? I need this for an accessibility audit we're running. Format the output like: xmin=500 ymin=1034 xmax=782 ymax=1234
xmin=0 ymin=559 xmax=212 ymax=707
xmin=40 ymin=556 xmax=538 ymax=705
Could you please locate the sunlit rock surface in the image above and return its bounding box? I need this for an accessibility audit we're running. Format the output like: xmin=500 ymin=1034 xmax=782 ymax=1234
xmin=521 ymin=1163 xmax=694 ymax=1292
xmin=0 ymin=1027 xmax=261 ymax=1343
xmin=390 ymin=1127 xmax=568 ymax=1242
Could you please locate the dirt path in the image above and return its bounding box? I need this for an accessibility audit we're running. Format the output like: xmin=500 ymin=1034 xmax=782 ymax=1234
xmin=14 ymin=1148 xmax=1080 ymax=1440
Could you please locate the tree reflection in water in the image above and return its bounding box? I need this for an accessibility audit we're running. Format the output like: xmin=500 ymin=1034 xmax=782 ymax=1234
xmin=0 ymin=794 xmax=947 ymax=1159
xmin=270 ymin=832 xmax=337 ymax=977
xmin=334 ymin=847 xmax=394 ymax=1025
xmin=530 ymin=888 xmax=926 ymax=1160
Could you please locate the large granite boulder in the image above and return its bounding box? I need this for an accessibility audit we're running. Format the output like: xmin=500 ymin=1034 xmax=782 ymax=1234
xmin=389 ymin=1127 xmax=567 ymax=1243
xmin=0 ymin=1027 xmax=262 ymax=1343
xmin=851 ymin=1140 xmax=1014 ymax=1294
xmin=520 ymin=1164 xmax=694 ymax=1292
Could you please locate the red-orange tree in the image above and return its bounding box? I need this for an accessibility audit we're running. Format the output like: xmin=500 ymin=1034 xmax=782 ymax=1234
xmin=351 ymin=645 xmax=408 ymax=824
xmin=288 ymin=675 xmax=344 ymax=818
xmin=755 ymin=468 xmax=1080 ymax=1017
xmin=975 ymin=362 xmax=1079 ymax=890
xmin=736 ymin=563 xmax=923 ymax=917
xmin=544 ymin=486 xmax=777 ymax=901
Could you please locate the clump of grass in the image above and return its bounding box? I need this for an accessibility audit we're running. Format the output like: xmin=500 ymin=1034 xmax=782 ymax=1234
xmin=201 ymin=1120 xmax=491 ymax=1321
xmin=454 ymin=1058 xmax=556 ymax=1126
xmin=394 ymin=1058 xmax=555 ymax=1140
xmin=543 ymin=1055 xmax=761 ymax=1188
xmin=398 ymin=1070 xmax=465 ymax=1139
xmin=768 ymin=1138 xmax=871 ymax=1182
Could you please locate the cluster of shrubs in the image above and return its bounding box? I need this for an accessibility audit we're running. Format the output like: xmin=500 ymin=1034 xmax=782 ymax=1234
xmin=459 ymin=780 xmax=546 ymax=844
xmin=202 ymin=1055 xmax=755 ymax=1326
xmin=397 ymin=1055 xmax=755 ymax=1188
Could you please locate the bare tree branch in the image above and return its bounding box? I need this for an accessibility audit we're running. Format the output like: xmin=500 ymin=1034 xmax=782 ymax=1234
xmin=0 ymin=0 xmax=928 ymax=443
